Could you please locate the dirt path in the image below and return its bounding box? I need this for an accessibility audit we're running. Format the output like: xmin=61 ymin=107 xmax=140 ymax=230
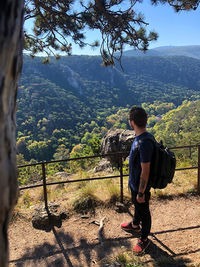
xmin=8 ymin=195 xmax=200 ymax=266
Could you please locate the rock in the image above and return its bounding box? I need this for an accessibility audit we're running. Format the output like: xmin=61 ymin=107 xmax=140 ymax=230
xmin=32 ymin=202 xmax=69 ymax=230
xmin=51 ymin=258 xmax=63 ymax=266
xmin=114 ymin=202 xmax=129 ymax=213
xmin=102 ymin=262 xmax=121 ymax=267
xmin=93 ymin=158 xmax=113 ymax=173
xmin=101 ymin=129 xmax=135 ymax=168
xmin=54 ymin=172 xmax=70 ymax=179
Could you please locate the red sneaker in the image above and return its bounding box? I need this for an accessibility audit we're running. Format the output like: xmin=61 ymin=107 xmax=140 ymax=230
xmin=133 ymin=238 xmax=150 ymax=254
xmin=121 ymin=222 xmax=140 ymax=234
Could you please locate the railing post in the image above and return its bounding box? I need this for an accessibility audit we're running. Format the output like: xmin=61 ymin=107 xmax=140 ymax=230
xmin=189 ymin=141 xmax=192 ymax=159
xmin=197 ymin=145 xmax=200 ymax=195
xmin=42 ymin=162 xmax=48 ymax=210
xmin=119 ymin=153 xmax=124 ymax=203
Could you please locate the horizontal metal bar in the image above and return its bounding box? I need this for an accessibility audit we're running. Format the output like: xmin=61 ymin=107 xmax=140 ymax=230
xmin=19 ymin=174 xmax=122 ymax=190
xmin=19 ymin=166 xmax=197 ymax=191
xmin=17 ymin=151 xmax=127 ymax=168
xmin=19 ymin=183 xmax=44 ymax=190
xmin=175 ymin=166 xmax=198 ymax=171
xmin=170 ymin=145 xmax=198 ymax=149
xmin=17 ymin=144 xmax=200 ymax=169
xmin=46 ymin=175 xmax=121 ymax=186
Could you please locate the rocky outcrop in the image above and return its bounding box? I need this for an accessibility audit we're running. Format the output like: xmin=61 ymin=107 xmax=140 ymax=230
xmin=101 ymin=129 xmax=135 ymax=168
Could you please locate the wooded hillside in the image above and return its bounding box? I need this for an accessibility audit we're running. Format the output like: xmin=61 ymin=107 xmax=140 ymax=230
xmin=17 ymin=55 xmax=200 ymax=161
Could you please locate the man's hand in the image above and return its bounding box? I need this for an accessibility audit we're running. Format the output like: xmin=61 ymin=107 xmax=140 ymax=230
xmin=136 ymin=194 xmax=145 ymax=203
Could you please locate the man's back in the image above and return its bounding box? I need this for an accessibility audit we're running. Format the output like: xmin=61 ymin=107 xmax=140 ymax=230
xmin=129 ymin=131 xmax=154 ymax=192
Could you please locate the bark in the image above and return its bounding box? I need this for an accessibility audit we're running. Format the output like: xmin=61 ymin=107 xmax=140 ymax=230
xmin=0 ymin=1 xmax=24 ymax=266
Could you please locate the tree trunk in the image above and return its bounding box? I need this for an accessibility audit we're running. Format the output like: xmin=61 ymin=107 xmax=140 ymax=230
xmin=0 ymin=1 xmax=24 ymax=266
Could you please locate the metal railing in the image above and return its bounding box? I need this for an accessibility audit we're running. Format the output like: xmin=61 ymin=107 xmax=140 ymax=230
xmin=17 ymin=144 xmax=200 ymax=209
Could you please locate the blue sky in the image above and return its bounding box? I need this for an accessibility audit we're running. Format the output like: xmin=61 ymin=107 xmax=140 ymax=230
xmin=24 ymin=1 xmax=200 ymax=55
xmin=72 ymin=1 xmax=200 ymax=55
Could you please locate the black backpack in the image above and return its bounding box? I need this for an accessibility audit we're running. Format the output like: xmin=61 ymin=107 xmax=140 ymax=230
xmin=138 ymin=135 xmax=176 ymax=189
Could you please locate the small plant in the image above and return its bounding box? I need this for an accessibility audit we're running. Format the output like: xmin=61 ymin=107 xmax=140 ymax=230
xmin=126 ymin=264 xmax=143 ymax=267
xmin=187 ymin=187 xmax=197 ymax=195
xmin=72 ymin=195 xmax=97 ymax=213
xmin=21 ymin=191 xmax=32 ymax=208
xmin=123 ymin=160 xmax=129 ymax=175
xmin=72 ymin=182 xmax=99 ymax=213
xmin=113 ymin=251 xmax=143 ymax=267
xmin=107 ymin=181 xmax=120 ymax=203
xmin=115 ymin=252 xmax=128 ymax=264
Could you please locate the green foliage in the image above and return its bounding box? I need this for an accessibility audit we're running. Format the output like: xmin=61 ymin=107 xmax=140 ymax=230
xmin=153 ymin=100 xmax=200 ymax=167
xmin=21 ymin=191 xmax=32 ymax=208
xmin=142 ymin=101 xmax=175 ymax=116
xmin=123 ymin=160 xmax=129 ymax=175
xmin=27 ymin=140 xmax=53 ymax=161
xmin=45 ymin=162 xmax=64 ymax=177
xmin=53 ymin=144 xmax=69 ymax=160
xmin=152 ymin=0 xmax=199 ymax=12
xmin=126 ymin=264 xmax=143 ymax=267
xmin=113 ymin=251 xmax=143 ymax=267
xmin=18 ymin=164 xmax=42 ymax=186
xmin=24 ymin=0 xmax=158 ymax=65
xmin=17 ymin=55 xmax=200 ymax=162
xmin=69 ymin=134 xmax=101 ymax=173
xmin=153 ymin=100 xmax=200 ymax=146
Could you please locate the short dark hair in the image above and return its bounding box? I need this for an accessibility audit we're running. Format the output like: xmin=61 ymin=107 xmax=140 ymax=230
xmin=129 ymin=106 xmax=147 ymax=128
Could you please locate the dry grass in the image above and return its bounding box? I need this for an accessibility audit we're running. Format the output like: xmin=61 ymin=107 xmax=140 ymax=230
xmin=13 ymin=168 xmax=198 ymax=220
xmin=9 ymin=168 xmax=200 ymax=267
xmin=112 ymin=250 xmax=143 ymax=267
xmin=151 ymin=169 xmax=197 ymax=198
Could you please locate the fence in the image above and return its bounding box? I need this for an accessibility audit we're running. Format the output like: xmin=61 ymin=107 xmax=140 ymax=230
xmin=18 ymin=144 xmax=200 ymax=210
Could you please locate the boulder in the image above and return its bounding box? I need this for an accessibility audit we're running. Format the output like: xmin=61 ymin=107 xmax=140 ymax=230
xmin=93 ymin=158 xmax=113 ymax=173
xmin=32 ymin=202 xmax=69 ymax=230
xmin=54 ymin=172 xmax=70 ymax=179
xmin=101 ymin=129 xmax=135 ymax=168
xmin=114 ymin=202 xmax=129 ymax=213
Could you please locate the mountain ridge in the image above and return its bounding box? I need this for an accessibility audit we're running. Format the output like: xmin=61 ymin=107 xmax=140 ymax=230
xmin=121 ymin=45 xmax=200 ymax=59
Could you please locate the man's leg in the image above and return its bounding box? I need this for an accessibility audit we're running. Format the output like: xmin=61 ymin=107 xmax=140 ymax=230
xmin=132 ymin=191 xmax=151 ymax=253
xmin=132 ymin=191 xmax=141 ymax=227
xmin=135 ymin=192 xmax=151 ymax=239
xmin=121 ymin=191 xmax=141 ymax=234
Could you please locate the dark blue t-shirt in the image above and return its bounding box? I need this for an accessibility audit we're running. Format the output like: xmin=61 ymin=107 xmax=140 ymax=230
xmin=129 ymin=131 xmax=154 ymax=192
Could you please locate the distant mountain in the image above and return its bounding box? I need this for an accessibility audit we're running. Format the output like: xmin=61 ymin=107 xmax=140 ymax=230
xmin=122 ymin=45 xmax=200 ymax=59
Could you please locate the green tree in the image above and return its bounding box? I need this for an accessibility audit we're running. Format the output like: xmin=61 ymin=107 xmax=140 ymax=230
xmin=153 ymin=100 xmax=200 ymax=147
xmin=53 ymin=144 xmax=69 ymax=160
xmin=28 ymin=140 xmax=53 ymax=161
xmin=16 ymin=137 xmax=30 ymax=160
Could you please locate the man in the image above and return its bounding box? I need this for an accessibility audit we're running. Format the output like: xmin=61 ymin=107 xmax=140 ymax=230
xmin=121 ymin=106 xmax=154 ymax=254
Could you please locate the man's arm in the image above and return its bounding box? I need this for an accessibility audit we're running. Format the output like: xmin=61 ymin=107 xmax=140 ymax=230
xmin=137 ymin=162 xmax=151 ymax=203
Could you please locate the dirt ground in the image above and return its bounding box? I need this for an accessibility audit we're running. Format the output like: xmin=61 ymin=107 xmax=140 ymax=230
xmin=8 ymin=194 xmax=200 ymax=267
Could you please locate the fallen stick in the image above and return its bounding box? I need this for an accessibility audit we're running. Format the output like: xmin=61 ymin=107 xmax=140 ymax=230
xmin=98 ymin=217 xmax=105 ymax=245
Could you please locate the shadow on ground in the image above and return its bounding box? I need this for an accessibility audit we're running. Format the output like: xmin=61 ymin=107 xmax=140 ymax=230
xmin=146 ymin=224 xmax=200 ymax=267
xmin=9 ymin=224 xmax=132 ymax=267
xmin=9 ymin=223 xmax=200 ymax=266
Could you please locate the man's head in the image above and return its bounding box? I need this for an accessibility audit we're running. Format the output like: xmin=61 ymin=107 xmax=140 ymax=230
xmin=129 ymin=106 xmax=147 ymax=129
